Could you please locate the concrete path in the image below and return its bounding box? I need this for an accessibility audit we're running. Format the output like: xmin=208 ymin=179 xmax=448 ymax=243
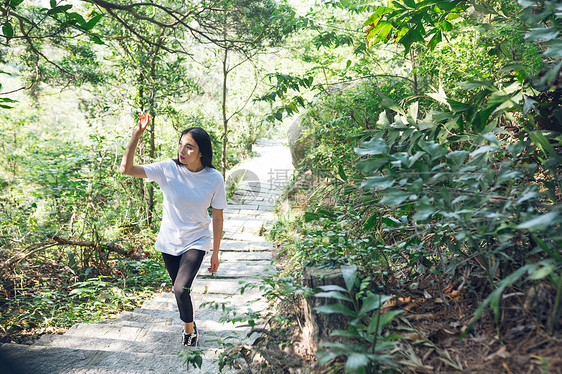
xmin=0 ymin=139 xmax=293 ymax=374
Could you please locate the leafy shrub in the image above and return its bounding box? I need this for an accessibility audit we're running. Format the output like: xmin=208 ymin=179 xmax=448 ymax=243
xmin=315 ymin=265 xmax=402 ymax=374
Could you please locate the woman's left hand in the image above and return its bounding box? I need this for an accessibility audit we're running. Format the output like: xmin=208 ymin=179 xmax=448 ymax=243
xmin=208 ymin=252 xmax=219 ymax=273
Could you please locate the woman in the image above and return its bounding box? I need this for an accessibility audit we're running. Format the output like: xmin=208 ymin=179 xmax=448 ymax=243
xmin=119 ymin=113 xmax=227 ymax=347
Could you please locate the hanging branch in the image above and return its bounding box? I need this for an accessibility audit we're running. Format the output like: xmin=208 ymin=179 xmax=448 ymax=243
xmin=0 ymin=242 xmax=58 ymax=278
xmin=47 ymin=235 xmax=131 ymax=257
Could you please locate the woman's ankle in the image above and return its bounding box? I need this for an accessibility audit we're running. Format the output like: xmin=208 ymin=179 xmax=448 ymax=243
xmin=184 ymin=322 xmax=194 ymax=334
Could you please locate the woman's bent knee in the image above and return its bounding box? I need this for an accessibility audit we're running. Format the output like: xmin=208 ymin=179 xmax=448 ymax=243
xmin=173 ymin=284 xmax=191 ymax=298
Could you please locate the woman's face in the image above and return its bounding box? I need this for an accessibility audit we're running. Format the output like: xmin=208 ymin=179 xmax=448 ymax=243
xmin=178 ymin=133 xmax=202 ymax=167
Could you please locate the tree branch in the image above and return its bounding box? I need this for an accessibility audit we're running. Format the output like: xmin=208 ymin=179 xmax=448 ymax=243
xmin=103 ymin=7 xmax=180 ymax=55
xmin=227 ymin=58 xmax=260 ymax=122
xmin=47 ymin=235 xmax=131 ymax=257
xmin=17 ymin=17 xmax=74 ymax=80
xmin=0 ymin=243 xmax=58 ymax=278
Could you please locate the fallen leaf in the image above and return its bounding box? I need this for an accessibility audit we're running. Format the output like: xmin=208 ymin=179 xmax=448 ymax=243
xmin=502 ymin=361 xmax=513 ymax=374
xmin=403 ymin=332 xmax=423 ymax=341
xmin=485 ymin=346 xmax=510 ymax=361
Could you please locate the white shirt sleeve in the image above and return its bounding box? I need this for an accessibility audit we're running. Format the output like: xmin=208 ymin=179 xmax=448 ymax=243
xmin=143 ymin=160 xmax=169 ymax=185
xmin=211 ymin=171 xmax=227 ymax=209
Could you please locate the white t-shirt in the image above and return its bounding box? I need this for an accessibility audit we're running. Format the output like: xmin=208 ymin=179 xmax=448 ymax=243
xmin=144 ymin=159 xmax=227 ymax=255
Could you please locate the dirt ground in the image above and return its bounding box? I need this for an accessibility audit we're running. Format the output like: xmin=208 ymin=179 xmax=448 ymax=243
xmin=385 ymin=272 xmax=562 ymax=374
xmin=3 ymin=248 xmax=561 ymax=373
xmin=231 ymin=269 xmax=562 ymax=374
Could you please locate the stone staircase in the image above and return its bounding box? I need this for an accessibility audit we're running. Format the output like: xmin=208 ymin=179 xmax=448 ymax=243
xmin=0 ymin=139 xmax=293 ymax=374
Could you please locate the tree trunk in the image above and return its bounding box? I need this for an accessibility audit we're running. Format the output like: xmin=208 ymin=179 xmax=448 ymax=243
xmin=147 ymin=111 xmax=155 ymax=225
xmin=145 ymin=39 xmax=163 ymax=226
xmin=410 ymin=48 xmax=418 ymax=96
xmin=221 ymin=47 xmax=229 ymax=179
xmin=147 ymin=53 xmax=159 ymax=225
xmin=301 ymin=265 xmax=352 ymax=356
xmin=137 ymin=73 xmax=147 ymax=222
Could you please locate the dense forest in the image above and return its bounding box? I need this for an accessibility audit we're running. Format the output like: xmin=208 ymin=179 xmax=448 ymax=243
xmin=1 ymin=0 xmax=561 ymax=373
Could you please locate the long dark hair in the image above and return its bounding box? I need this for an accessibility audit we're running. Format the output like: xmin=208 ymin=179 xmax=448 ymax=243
xmin=173 ymin=127 xmax=215 ymax=169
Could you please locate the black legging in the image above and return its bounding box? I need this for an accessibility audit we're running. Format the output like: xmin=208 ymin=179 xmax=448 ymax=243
xmin=162 ymin=249 xmax=206 ymax=323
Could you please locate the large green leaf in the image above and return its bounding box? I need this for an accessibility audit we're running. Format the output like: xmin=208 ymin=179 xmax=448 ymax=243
xmin=82 ymin=13 xmax=103 ymax=31
xmin=367 ymin=309 xmax=404 ymax=335
xmin=314 ymin=291 xmax=353 ymax=302
xmin=528 ymin=131 xmax=562 ymax=162
xmin=427 ymin=30 xmax=442 ymax=50
xmin=315 ymin=303 xmax=356 ymax=317
xmin=364 ymin=6 xmax=393 ymax=28
xmin=380 ymin=190 xmax=412 ymax=206
xmin=47 ymin=4 xmax=73 ymax=15
xmin=341 ymin=264 xmax=357 ymax=293
xmin=517 ymin=212 xmax=560 ymax=231
xmin=544 ymin=39 xmax=562 ymax=58
xmin=318 ymin=284 xmax=349 ymax=293
xmin=330 ymin=328 xmax=361 ymax=339
xmin=397 ymin=27 xmax=424 ymax=53
xmin=0 ymin=97 xmax=18 ymax=109
xmin=446 ymin=150 xmax=469 ymax=165
xmin=9 ymin=0 xmax=24 ymax=8
xmin=434 ymin=0 xmax=465 ymax=11
xmin=2 ymin=22 xmax=14 ymax=38
xmin=359 ymin=293 xmax=392 ymax=316
xmin=355 ymin=138 xmax=387 ymax=156
xmin=418 ymin=140 xmax=448 ymax=160
xmin=525 ymin=27 xmax=559 ymax=42
xmin=361 ymin=176 xmax=395 ymax=190
xmin=345 ymin=353 xmax=370 ymax=373
xmin=356 ymin=157 xmax=389 ymax=174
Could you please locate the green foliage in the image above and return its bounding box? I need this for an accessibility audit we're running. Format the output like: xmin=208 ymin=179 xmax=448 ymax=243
xmin=264 ymin=1 xmax=561 ymax=371
xmin=258 ymin=73 xmax=313 ymax=122
xmin=357 ymin=96 xmax=561 ymax=261
xmin=519 ymin=0 xmax=562 ymax=87
xmin=199 ymin=298 xmax=269 ymax=372
xmin=364 ymin=0 xmax=468 ymax=53
xmin=315 ymin=265 xmax=402 ymax=373
xmin=180 ymin=347 xmax=204 ymax=370
xmin=0 ymin=259 xmax=168 ymax=341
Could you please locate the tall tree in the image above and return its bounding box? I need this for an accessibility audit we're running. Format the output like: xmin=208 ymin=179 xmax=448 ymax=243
xmin=103 ymin=12 xmax=195 ymax=224
xmin=190 ymin=0 xmax=295 ymax=176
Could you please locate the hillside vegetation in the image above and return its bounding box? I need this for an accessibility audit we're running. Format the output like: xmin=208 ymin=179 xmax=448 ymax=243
xmin=1 ymin=0 xmax=561 ymax=372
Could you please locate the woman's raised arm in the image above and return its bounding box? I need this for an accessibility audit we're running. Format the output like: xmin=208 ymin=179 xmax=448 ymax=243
xmin=119 ymin=113 xmax=149 ymax=178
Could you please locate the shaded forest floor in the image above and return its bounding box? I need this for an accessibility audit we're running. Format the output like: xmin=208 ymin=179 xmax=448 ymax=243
xmin=2 ymin=244 xmax=562 ymax=373
xmin=237 ymin=256 xmax=562 ymax=374
xmin=0 ymin=247 xmax=165 ymax=346
xmin=385 ymin=272 xmax=562 ymax=373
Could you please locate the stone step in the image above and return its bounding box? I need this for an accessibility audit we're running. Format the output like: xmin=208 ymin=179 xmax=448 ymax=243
xmin=142 ymin=292 xmax=268 ymax=313
xmin=223 ymin=210 xmax=275 ymax=221
xmin=219 ymin=240 xmax=272 ymax=252
xmin=224 ymin=215 xmax=269 ymax=223
xmin=222 ymin=232 xmax=267 ymax=242
xmin=197 ymin=260 xmax=273 ymax=279
xmin=193 ymin=278 xmax=261 ymax=295
xmin=225 ymin=204 xmax=263 ymax=211
xmin=219 ymin=250 xmax=272 ymax=261
xmin=229 ymin=194 xmax=277 ymax=204
xmin=223 ymin=222 xmax=266 ymax=235
xmin=42 ymin=315 xmax=253 ymax=350
xmin=0 ymin=343 xmax=233 ymax=374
